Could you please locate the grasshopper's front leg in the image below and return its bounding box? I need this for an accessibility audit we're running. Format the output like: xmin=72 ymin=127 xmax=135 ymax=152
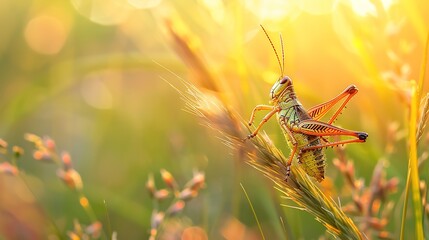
xmin=247 ymin=105 xmax=274 ymax=126
xmin=246 ymin=105 xmax=280 ymax=139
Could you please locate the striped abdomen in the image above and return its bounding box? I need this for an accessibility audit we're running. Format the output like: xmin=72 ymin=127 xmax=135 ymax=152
xmin=279 ymin=105 xmax=326 ymax=182
xmin=297 ymin=135 xmax=326 ymax=182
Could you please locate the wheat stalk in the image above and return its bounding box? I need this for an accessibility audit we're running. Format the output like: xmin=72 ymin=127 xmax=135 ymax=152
xmin=167 ymin=75 xmax=363 ymax=239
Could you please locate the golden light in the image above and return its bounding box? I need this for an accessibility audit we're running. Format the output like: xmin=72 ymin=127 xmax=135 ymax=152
xmin=245 ymin=0 xmax=301 ymax=23
xmin=299 ymin=0 xmax=337 ymax=15
xmin=349 ymin=0 xmax=377 ymax=16
xmin=128 ymin=0 xmax=161 ymax=9
xmin=71 ymin=0 xmax=134 ymax=25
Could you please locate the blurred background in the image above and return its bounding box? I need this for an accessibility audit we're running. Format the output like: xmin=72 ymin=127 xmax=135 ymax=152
xmin=0 ymin=0 xmax=428 ymax=239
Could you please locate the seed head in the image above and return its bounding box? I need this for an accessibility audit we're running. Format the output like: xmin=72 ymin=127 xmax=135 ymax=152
xmin=160 ymin=169 xmax=178 ymax=191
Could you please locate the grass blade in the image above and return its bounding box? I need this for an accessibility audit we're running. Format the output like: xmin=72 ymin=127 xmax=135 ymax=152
xmin=240 ymin=183 xmax=266 ymax=240
xmin=401 ymin=82 xmax=424 ymax=240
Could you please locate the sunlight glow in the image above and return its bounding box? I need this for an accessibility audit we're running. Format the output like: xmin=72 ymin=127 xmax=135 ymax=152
xmin=245 ymin=0 xmax=301 ymax=22
xmin=380 ymin=0 xmax=395 ymax=10
xmin=299 ymin=0 xmax=337 ymax=15
xmin=71 ymin=0 xmax=133 ymax=25
xmin=200 ymin=0 xmax=225 ymax=24
xmin=349 ymin=0 xmax=377 ymax=16
xmin=128 ymin=0 xmax=161 ymax=9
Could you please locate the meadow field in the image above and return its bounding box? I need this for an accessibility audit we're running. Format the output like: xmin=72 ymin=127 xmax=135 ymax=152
xmin=0 ymin=0 xmax=428 ymax=239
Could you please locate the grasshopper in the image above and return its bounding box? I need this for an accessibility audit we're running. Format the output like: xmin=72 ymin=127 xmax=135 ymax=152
xmin=245 ymin=26 xmax=368 ymax=182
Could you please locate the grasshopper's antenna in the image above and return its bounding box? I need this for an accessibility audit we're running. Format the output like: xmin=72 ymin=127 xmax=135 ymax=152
xmin=260 ymin=25 xmax=284 ymax=77
xmin=279 ymin=33 xmax=285 ymax=77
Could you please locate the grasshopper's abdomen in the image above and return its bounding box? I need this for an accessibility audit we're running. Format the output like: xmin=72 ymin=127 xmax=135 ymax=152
xmin=284 ymin=132 xmax=326 ymax=182
xmin=298 ymin=135 xmax=325 ymax=182
xmin=279 ymin=105 xmax=326 ymax=182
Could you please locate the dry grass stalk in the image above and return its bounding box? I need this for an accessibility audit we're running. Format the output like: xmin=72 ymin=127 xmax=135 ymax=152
xmin=147 ymin=169 xmax=205 ymax=240
xmin=417 ymin=93 xmax=429 ymax=143
xmin=164 ymin=18 xmax=219 ymax=92
xmin=334 ymin=145 xmax=398 ymax=239
xmin=25 ymin=134 xmax=102 ymax=238
xmin=170 ymin=76 xmax=363 ymax=239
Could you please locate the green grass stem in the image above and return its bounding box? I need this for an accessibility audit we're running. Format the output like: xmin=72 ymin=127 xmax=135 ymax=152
xmin=240 ymin=183 xmax=266 ymax=240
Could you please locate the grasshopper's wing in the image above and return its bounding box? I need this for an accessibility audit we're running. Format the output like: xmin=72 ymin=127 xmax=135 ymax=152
xmin=307 ymin=85 xmax=358 ymax=124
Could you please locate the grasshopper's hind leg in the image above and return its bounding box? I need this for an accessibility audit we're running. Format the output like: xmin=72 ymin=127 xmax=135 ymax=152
xmin=307 ymin=85 xmax=358 ymax=124
xmin=296 ymin=119 xmax=368 ymax=156
xmin=279 ymin=117 xmax=298 ymax=181
xmin=296 ymin=119 xmax=367 ymax=140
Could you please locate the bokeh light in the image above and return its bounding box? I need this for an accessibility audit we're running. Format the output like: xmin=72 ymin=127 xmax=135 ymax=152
xmin=24 ymin=15 xmax=69 ymax=55
xmin=71 ymin=0 xmax=135 ymax=25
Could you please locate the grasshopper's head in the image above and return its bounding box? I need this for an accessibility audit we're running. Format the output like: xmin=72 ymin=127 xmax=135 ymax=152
xmin=270 ymin=76 xmax=292 ymax=103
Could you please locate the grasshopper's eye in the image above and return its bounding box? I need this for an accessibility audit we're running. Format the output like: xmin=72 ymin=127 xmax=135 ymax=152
xmin=280 ymin=76 xmax=290 ymax=84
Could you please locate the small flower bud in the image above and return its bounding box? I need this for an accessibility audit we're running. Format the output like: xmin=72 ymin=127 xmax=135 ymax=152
xmin=73 ymin=219 xmax=83 ymax=235
xmin=24 ymin=133 xmax=43 ymax=148
xmin=154 ymin=189 xmax=170 ymax=201
xmin=185 ymin=171 xmax=205 ymax=192
xmin=61 ymin=152 xmax=73 ymax=170
xmin=419 ymin=180 xmax=426 ymax=192
xmin=377 ymin=231 xmax=392 ymax=239
xmin=151 ymin=211 xmax=164 ymax=230
xmin=67 ymin=231 xmax=80 ymax=240
xmin=166 ymin=200 xmax=185 ymax=215
xmin=79 ymin=196 xmax=89 ymax=209
xmin=85 ymin=221 xmax=102 ymax=238
xmin=43 ymin=137 xmax=56 ymax=151
xmin=368 ymin=217 xmax=386 ymax=230
xmin=12 ymin=146 xmax=24 ymax=158
xmin=0 ymin=139 xmax=8 ymax=154
xmin=178 ymin=188 xmax=198 ymax=201
xmin=33 ymin=150 xmax=52 ymax=162
xmin=146 ymin=174 xmax=156 ymax=198
xmin=160 ymin=169 xmax=178 ymax=191
xmin=0 ymin=162 xmax=18 ymax=175
xmin=57 ymin=169 xmax=83 ymax=190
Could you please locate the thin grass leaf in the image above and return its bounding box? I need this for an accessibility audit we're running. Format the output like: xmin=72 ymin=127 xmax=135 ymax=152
xmin=240 ymin=183 xmax=266 ymax=240
xmin=104 ymin=200 xmax=113 ymax=240
xmin=401 ymin=82 xmax=424 ymax=240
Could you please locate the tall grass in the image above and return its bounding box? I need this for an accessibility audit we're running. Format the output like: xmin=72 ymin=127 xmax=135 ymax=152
xmin=400 ymin=32 xmax=429 ymax=240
